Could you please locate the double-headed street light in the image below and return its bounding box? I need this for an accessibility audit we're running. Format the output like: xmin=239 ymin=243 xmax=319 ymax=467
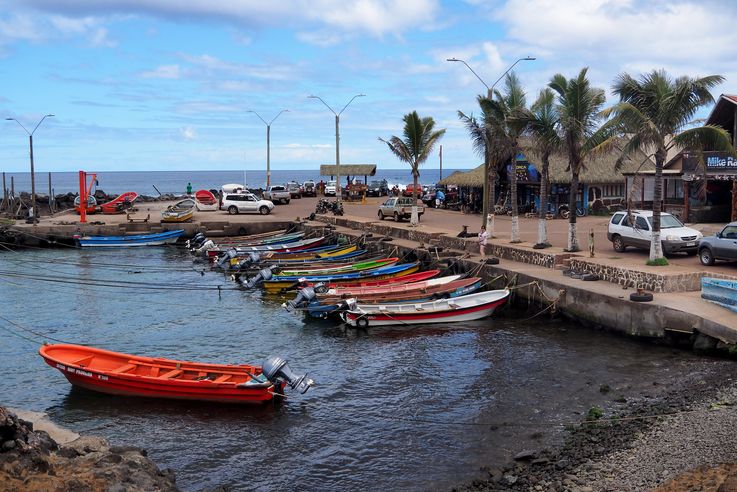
xmin=308 ymin=94 xmax=365 ymax=204
xmin=247 ymin=109 xmax=289 ymax=188
xmin=6 ymin=114 xmax=55 ymax=222
xmin=446 ymin=56 xmax=535 ymax=228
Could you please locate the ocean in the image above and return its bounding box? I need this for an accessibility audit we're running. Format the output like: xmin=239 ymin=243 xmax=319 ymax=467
xmin=0 ymin=169 xmax=468 ymax=196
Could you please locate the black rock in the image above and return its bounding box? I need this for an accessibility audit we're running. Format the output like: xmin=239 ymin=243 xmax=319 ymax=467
xmin=514 ymin=449 xmax=538 ymax=461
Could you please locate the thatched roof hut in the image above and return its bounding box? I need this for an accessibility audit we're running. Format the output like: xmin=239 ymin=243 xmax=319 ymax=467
xmin=438 ymin=140 xmax=654 ymax=187
xmin=320 ymin=164 xmax=377 ymax=177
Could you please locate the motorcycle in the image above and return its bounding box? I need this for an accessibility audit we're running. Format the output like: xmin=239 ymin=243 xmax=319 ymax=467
xmin=315 ymin=198 xmax=344 ymax=216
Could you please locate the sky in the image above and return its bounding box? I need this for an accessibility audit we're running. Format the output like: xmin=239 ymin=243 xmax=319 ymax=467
xmin=1 ymin=0 xmax=736 ymax=173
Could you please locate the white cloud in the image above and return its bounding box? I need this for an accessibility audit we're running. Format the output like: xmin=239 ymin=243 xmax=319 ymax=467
xmin=180 ymin=126 xmax=196 ymax=140
xmin=23 ymin=0 xmax=441 ymax=37
xmin=141 ymin=64 xmax=181 ymax=79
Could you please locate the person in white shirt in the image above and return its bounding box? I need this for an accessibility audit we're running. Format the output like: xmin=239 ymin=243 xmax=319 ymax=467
xmin=478 ymin=225 xmax=488 ymax=257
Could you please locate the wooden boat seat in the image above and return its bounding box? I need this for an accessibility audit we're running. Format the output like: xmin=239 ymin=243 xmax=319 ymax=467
xmin=158 ymin=369 xmax=183 ymax=379
xmin=111 ymin=363 xmax=137 ymax=374
xmin=213 ymin=374 xmax=232 ymax=383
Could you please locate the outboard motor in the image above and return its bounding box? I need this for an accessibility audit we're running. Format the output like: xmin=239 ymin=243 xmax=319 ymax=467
xmin=242 ymin=266 xmax=275 ymax=289
xmin=282 ymin=286 xmax=318 ymax=311
xmin=262 ymin=356 xmax=314 ymax=394
xmin=194 ymin=239 xmax=215 ymax=256
xmin=313 ymin=282 xmax=328 ymax=294
xmin=189 ymin=232 xmax=206 ymax=248
xmin=236 ymin=252 xmax=262 ymax=270
xmin=215 ymin=248 xmax=238 ymax=269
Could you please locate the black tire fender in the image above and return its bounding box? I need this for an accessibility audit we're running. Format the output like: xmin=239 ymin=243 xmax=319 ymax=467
xmin=630 ymin=292 xmax=654 ymax=302
xmin=581 ymin=274 xmax=600 ymax=281
xmin=356 ymin=317 xmax=369 ymax=328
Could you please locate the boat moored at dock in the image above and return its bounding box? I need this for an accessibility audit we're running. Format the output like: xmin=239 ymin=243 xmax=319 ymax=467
xmin=75 ymin=229 xmax=184 ymax=247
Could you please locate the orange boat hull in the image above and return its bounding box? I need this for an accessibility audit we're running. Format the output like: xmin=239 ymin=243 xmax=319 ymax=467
xmin=40 ymin=344 xmax=283 ymax=405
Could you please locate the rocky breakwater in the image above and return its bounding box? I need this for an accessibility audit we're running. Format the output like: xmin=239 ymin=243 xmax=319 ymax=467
xmin=0 ymin=406 xmax=178 ymax=491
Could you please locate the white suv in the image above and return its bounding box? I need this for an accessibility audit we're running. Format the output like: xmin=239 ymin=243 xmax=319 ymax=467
xmin=220 ymin=193 xmax=274 ymax=215
xmin=607 ymin=210 xmax=702 ymax=255
xmin=324 ymin=180 xmax=337 ymax=196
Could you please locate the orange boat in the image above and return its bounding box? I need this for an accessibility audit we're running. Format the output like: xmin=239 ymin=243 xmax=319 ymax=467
xmin=100 ymin=191 xmax=138 ymax=214
xmin=194 ymin=189 xmax=219 ymax=211
xmin=39 ymin=344 xmax=313 ymax=405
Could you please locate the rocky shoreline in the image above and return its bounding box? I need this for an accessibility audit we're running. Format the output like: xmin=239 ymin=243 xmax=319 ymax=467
xmin=456 ymin=357 xmax=737 ymax=491
xmin=0 ymin=406 xmax=179 ymax=492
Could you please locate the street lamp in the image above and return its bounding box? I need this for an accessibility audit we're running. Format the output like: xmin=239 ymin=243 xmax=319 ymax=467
xmin=6 ymin=114 xmax=55 ymax=222
xmin=308 ymin=94 xmax=365 ymax=204
xmin=247 ymin=109 xmax=288 ymax=188
xmin=447 ymin=56 xmax=535 ymax=228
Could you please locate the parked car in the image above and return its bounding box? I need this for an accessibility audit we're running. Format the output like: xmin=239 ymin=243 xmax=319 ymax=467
xmin=302 ymin=180 xmax=317 ymax=197
xmin=607 ymin=210 xmax=702 ymax=255
xmin=402 ymin=183 xmax=423 ymax=197
xmin=698 ymin=222 xmax=737 ymax=265
xmin=366 ymin=179 xmax=389 ymax=197
xmin=287 ymin=181 xmax=302 ymax=199
xmin=325 ymin=180 xmax=337 ymax=196
xmin=220 ymin=193 xmax=274 ymax=215
xmin=378 ymin=196 xmax=424 ymax=222
xmin=262 ymin=185 xmax=291 ymax=204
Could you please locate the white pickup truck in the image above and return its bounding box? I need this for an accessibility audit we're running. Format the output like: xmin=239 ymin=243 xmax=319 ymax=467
xmin=262 ymin=185 xmax=291 ymax=205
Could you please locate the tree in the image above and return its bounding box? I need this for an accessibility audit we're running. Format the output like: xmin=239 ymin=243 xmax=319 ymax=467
xmin=515 ymin=88 xmax=561 ymax=247
xmin=548 ymin=68 xmax=612 ymax=251
xmin=478 ymin=72 xmax=527 ymax=242
xmin=379 ymin=111 xmax=445 ymax=225
xmin=457 ymin=109 xmax=511 ymax=237
xmin=606 ymin=70 xmax=733 ymax=262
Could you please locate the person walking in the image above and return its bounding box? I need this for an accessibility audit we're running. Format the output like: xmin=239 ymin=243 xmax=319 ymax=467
xmin=435 ymin=189 xmax=445 ymax=209
xmin=478 ymin=225 xmax=488 ymax=257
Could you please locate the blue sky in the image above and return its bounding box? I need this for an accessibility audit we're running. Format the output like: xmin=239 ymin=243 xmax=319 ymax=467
xmin=1 ymin=0 xmax=735 ymax=172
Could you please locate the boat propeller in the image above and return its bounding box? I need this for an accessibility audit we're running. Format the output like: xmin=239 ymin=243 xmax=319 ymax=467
xmin=215 ymin=248 xmax=238 ymax=269
xmin=236 ymin=252 xmax=262 ymax=270
xmin=262 ymin=356 xmax=314 ymax=394
xmin=242 ymin=266 xmax=275 ymax=288
xmin=283 ymin=286 xmax=318 ymax=311
xmin=194 ymin=239 xmax=215 ymax=256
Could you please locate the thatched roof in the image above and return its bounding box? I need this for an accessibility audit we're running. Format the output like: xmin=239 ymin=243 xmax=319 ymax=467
xmin=439 ymin=140 xmax=654 ymax=187
xmin=320 ymin=164 xmax=376 ymax=176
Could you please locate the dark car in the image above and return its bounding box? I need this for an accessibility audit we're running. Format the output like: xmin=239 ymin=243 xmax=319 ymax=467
xmin=698 ymin=222 xmax=737 ymax=265
xmin=366 ymin=179 xmax=389 ymax=197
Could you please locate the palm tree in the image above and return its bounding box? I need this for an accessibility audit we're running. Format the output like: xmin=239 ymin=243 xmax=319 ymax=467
xmin=515 ymin=88 xmax=561 ymax=247
xmin=457 ymin=109 xmax=511 ymax=236
xmin=606 ymin=70 xmax=733 ymax=262
xmin=478 ymin=72 xmax=527 ymax=243
xmin=379 ymin=111 xmax=445 ymax=225
xmin=548 ymin=68 xmax=613 ymax=252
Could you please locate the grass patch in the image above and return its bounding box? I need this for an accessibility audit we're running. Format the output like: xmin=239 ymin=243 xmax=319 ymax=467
xmin=646 ymin=257 xmax=669 ymax=266
xmin=586 ymin=406 xmax=604 ymax=421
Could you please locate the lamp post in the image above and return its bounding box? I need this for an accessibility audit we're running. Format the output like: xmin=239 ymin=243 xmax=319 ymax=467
xmin=308 ymin=94 xmax=365 ymax=204
xmin=247 ymin=109 xmax=288 ymax=188
xmin=447 ymin=57 xmax=535 ymax=228
xmin=6 ymin=114 xmax=55 ymax=222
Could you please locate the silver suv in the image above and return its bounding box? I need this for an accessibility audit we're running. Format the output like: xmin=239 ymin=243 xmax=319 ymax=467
xmin=607 ymin=210 xmax=702 ymax=255
xmin=378 ymin=197 xmax=424 ymax=222
xmin=698 ymin=222 xmax=737 ymax=265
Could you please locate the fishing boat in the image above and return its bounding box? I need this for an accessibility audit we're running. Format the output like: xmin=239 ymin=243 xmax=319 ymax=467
xmin=220 ymin=246 xmax=366 ymax=272
xmin=209 ymin=236 xmax=328 ymax=261
xmin=74 ymin=195 xmax=97 ymax=214
xmin=341 ymin=289 xmax=510 ymax=327
xmin=257 ymin=262 xmax=420 ymax=293
xmin=197 ymin=231 xmax=307 ymax=254
xmin=321 ymin=274 xmax=464 ymax=298
xmin=39 ymin=344 xmax=313 ymax=404
xmin=299 ymin=269 xmax=441 ymax=290
xmin=76 ymin=229 xmax=184 ymax=247
xmin=296 ymin=278 xmax=483 ymax=318
xmin=100 ymin=192 xmax=138 ymax=214
xmin=276 ymin=257 xmax=398 ymax=277
xmin=194 ymin=189 xmax=219 ymax=211
xmin=701 ymin=277 xmax=737 ymax=313
xmin=161 ymin=199 xmax=196 ymax=222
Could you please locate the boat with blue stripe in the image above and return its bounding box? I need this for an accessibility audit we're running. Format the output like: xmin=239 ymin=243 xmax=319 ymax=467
xmin=76 ymin=229 xmax=184 ymax=247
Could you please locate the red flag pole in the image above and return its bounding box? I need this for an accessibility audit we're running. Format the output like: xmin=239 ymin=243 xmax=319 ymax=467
xmin=79 ymin=170 xmax=87 ymax=224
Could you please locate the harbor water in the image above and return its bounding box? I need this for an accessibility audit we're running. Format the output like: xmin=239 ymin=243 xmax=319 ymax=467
xmin=0 ymin=245 xmax=718 ymax=491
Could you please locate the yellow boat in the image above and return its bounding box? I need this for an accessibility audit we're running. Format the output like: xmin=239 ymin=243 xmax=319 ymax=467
xmin=261 ymin=263 xmax=420 ymax=294
xmin=161 ymin=199 xmax=196 ymax=223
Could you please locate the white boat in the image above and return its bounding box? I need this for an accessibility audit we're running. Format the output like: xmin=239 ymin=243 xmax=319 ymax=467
xmin=340 ymin=289 xmax=510 ymax=327
xmin=322 ymin=274 xmax=463 ymax=297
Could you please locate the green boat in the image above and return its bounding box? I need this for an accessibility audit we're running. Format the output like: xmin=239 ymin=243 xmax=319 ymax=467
xmin=275 ymin=257 xmax=399 ymax=277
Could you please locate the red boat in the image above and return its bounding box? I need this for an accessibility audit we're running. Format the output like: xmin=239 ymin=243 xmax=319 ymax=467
xmin=206 ymin=236 xmax=328 ymax=259
xmin=194 ymin=189 xmax=218 ymax=211
xmin=302 ymin=269 xmax=441 ymax=289
xmin=100 ymin=192 xmax=138 ymax=214
xmin=40 ymin=344 xmax=313 ymax=404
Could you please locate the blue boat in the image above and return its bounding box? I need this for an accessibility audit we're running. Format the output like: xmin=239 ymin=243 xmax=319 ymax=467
xmin=701 ymin=277 xmax=737 ymax=313
xmin=77 ymin=229 xmax=184 ymax=247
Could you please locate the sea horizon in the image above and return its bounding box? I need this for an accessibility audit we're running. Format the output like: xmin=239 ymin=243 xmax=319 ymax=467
xmin=0 ymin=168 xmax=470 ymax=196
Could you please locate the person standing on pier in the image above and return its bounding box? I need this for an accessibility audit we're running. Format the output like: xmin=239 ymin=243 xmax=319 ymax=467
xmin=478 ymin=225 xmax=488 ymax=257
xmin=186 ymin=182 xmax=192 ymax=195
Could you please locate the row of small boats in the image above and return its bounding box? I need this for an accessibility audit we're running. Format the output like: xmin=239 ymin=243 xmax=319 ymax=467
xmin=74 ymin=191 xmax=218 ymax=221
xmin=190 ymin=229 xmax=510 ymax=327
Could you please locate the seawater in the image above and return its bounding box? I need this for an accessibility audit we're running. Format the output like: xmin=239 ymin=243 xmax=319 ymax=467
xmin=0 ymin=246 xmax=716 ymax=491
xmin=0 ymin=169 xmax=465 ymax=196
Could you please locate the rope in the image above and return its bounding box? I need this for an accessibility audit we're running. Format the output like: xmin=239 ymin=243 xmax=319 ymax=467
xmin=0 ymin=314 xmax=70 ymax=345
